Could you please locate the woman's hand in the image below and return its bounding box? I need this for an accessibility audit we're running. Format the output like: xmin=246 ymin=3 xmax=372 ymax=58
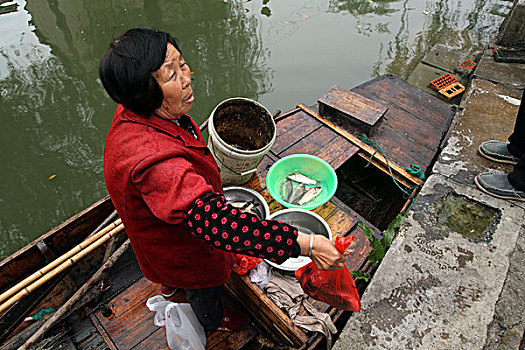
xmin=296 ymin=234 xmax=346 ymax=270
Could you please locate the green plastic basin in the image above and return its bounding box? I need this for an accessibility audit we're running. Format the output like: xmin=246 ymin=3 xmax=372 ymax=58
xmin=266 ymin=154 xmax=338 ymax=210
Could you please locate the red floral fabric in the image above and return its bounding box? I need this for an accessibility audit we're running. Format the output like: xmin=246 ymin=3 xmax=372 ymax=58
xmin=184 ymin=192 xmax=301 ymax=264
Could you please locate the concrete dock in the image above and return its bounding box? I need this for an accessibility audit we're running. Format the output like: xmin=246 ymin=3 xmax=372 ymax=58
xmin=333 ymin=5 xmax=525 ymax=350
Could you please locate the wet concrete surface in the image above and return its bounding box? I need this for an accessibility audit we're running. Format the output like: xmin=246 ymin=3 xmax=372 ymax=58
xmin=407 ymin=39 xmax=482 ymax=105
xmin=334 ymin=38 xmax=525 ymax=350
xmin=475 ymin=49 xmax=525 ymax=88
xmin=333 ymin=174 xmax=525 ymax=350
xmin=433 ymin=78 xmax=521 ymax=195
xmin=422 ymin=44 xmax=470 ymax=72
xmin=407 ymin=63 xmax=460 ymax=101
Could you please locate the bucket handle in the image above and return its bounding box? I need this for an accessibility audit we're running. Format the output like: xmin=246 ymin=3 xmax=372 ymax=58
xmin=208 ymin=142 xmax=259 ymax=177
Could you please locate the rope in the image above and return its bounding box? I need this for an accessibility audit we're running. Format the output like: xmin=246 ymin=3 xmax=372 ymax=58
xmin=358 ymin=134 xmax=422 ymax=215
xmin=406 ymin=164 xmax=425 ymax=180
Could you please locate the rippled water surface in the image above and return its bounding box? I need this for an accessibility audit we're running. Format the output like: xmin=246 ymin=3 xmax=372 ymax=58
xmin=0 ymin=0 xmax=512 ymax=257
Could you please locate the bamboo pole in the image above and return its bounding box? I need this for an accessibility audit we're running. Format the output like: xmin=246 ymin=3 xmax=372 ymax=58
xmin=0 ymin=218 xmax=122 ymax=305
xmin=88 ymin=210 xmax=118 ymax=238
xmin=296 ymin=103 xmax=424 ymax=186
xmin=0 ymin=223 xmax=124 ymax=315
xmin=19 ymin=239 xmax=131 ymax=350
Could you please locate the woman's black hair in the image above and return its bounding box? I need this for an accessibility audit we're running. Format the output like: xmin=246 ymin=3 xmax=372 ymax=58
xmin=99 ymin=28 xmax=181 ymax=117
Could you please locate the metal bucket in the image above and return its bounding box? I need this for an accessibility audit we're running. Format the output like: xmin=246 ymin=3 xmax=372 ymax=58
xmin=208 ymin=98 xmax=276 ymax=185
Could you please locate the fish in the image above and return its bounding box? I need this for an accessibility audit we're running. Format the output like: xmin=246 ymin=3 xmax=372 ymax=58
xmin=297 ymin=186 xmax=322 ymax=205
xmin=288 ymin=183 xmax=306 ymax=204
xmin=287 ymin=173 xmax=318 ymax=185
xmin=229 ymin=200 xmax=260 ymax=216
xmin=280 ymin=179 xmax=294 ymax=202
xmin=242 ymin=201 xmax=260 ymax=211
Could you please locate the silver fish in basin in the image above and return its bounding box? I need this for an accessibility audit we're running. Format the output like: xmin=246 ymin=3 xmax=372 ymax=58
xmin=286 ymin=173 xmax=318 ymax=185
xmin=297 ymin=186 xmax=322 ymax=205
xmin=288 ymin=183 xmax=306 ymax=204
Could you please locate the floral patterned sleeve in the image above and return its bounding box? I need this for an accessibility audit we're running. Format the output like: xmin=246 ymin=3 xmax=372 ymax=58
xmin=184 ymin=192 xmax=301 ymax=264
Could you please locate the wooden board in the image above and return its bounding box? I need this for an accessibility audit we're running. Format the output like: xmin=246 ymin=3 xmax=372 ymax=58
xmin=351 ymin=75 xmax=454 ymax=130
xmin=318 ymin=86 xmax=387 ymax=134
xmin=93 ymin=277 xmax=257 ymax=350
xmin=279 ymin=125 xmax=360 ymax=170
xmin=270 ymin=109 xmax=358 ymax=170
xmin=271 ymin=111 xmax=322 ymax=155
xmin=0 ymin=196 xmax=114 ymax=292
xmin=307 ymin=75 xmax=454 ymax=182
xmin=297 ymin=104 xmax=424 ymax=186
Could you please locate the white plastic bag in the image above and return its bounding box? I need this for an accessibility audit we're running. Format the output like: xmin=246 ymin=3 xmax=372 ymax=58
xmin=249 ymin=260 xmax=271 ymax=289
xmin=146 ymin=295 xmax=206 ymax=350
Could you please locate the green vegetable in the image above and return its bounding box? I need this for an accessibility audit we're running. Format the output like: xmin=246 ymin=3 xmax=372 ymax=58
xmin=351 ymin=216 xmax=405 ymax=281
xmin=350 ymin=270 xmax=372 ymax=281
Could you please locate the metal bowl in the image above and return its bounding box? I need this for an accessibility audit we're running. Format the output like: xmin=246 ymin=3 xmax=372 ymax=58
xmin=223 ymin=186 xmax=270 ymax=219
xmin=265 ymin=208 xmax=332 ymax=272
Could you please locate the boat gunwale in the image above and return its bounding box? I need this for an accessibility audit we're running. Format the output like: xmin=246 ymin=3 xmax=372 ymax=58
xmin=0 ymin=196 xmax=114 ymax=293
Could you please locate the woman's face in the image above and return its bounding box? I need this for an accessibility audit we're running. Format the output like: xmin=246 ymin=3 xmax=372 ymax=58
xmin=153 ymin=43 xmax=194 ymax=119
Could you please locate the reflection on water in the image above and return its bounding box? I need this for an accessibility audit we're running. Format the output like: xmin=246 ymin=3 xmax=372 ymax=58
xmin=329 ymin=0 xmax=400 ymax=16
xmin=0 ymin=0 xmax=512 ymax=257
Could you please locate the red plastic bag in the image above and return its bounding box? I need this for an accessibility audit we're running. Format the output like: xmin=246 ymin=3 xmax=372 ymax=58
xmin=295 ymin=236 xmax=361 ymax=311
xmin=233 ymin=254 xmax=261 ymax=275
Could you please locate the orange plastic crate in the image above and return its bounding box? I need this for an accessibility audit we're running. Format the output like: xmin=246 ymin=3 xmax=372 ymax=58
xmin=438 ymin=82 xmax=465 ymax=99
xmin=458 ymin=59 xmax=477 ymax=71
xmin=429 ymin=73 xmax=458 ymax=91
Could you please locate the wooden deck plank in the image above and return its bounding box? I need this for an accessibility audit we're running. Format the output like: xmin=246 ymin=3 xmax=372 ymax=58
xmin=271 ymin=111 xmax=322 ymax=155
xmin=278 ymin=126 xmax=338 ymax=157
xmin=278 ymin=126 xmax=358 ymax=171
xmin=351 ymin=75 xmax=454 ymax=129
xmin=129 ymin=328 xmax=166 ymax=350
xmin=313 ymin=137 xmax=359 ymax=170
xmin=90 ymin=313 xmax=119 ymax=350
xmin=105 ymin=277 xmax=159 ymax=318
xmin=208 ymin=326 xmax=258 ymax=349
xmin=378 ymin=103 xmax=444 ymax=151
xmin=96 ymin=276 xmax=257 ymax=350
xmin=367 ymin=124 xmax=434 ymax=172
xmin=95 ymin=282 xmax=158 ymax=349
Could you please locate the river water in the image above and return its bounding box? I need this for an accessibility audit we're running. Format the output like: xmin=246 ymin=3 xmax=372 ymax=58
xmin=0 ymin=0 xmax=511 ymax=258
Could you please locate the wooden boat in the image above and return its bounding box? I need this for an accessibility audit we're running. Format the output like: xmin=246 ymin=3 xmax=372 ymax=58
xmin=0 ymin=75 xmax=454 ymax=350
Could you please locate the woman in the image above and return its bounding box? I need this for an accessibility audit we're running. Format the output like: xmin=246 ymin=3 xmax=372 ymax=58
xmin=100 ymin=28 xmax=346 ymax=332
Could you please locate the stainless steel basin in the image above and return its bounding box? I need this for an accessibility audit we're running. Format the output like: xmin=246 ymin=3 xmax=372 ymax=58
xmin=265 ymin=208 xmax=332 ymax=271
xmin=223 ymin=186 xmax=270 ymax=219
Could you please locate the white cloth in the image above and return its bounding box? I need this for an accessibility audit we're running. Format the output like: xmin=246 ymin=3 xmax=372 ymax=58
xmin=265 ymin=270 xmax=337 ymax=348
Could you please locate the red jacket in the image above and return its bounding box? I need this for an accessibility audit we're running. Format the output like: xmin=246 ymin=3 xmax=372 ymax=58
xmin=104 ymin=105 xmax=234 ymax=289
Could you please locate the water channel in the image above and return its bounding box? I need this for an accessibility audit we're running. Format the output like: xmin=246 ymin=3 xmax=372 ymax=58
xmin=0 ymin=0 xmax=511 ymax=258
